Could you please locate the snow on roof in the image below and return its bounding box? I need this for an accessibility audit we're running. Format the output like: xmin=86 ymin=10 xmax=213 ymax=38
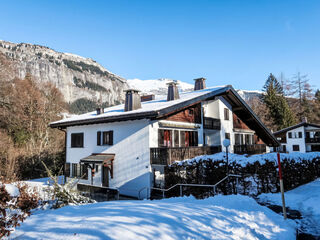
xmin=274 ymin=122 xmax=320 ymax=135
xmin=50 ymin=85 xmax=228 ymax=126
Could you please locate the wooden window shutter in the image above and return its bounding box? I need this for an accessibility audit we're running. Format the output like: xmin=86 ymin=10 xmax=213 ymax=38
xmin=109 ymin=131 xmax=113 ymax=145
xmin=97 ymin=131 xmax=101 ymax=146
xmin=65 ymin=163 xmax=70 ymax=177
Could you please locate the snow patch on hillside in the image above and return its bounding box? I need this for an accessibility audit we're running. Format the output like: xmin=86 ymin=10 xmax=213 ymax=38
xmin=12 ymin=195 xmax=295 ymax=240
xmin=127 ymin=78 xmax=193 ymax=95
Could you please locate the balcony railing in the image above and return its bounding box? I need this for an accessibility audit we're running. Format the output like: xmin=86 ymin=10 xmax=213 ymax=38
xmin=305 ymin=138 xmax=320 ymax=143
xmin=233 ymin=144 xmax=266 ymax=155
xmin=150 ymin=146 xmax=222 ymax=165
xmin=203 ymin=117 xmax=221 ymax=130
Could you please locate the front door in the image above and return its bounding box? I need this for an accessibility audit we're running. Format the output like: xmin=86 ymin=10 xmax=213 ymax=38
xmin=102 ymin=166 xmax=109 ymax=187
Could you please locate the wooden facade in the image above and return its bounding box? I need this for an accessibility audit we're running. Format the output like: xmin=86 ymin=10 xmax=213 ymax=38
xmin=150 ymin=146 xmax=222 ymax=165
xmin=164 ymin=104 xmax=201 ymax=124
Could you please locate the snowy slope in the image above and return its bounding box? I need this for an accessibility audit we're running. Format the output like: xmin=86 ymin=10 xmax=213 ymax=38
xmin=127 ymin=78 xmax=264 ymax=102
xmin=258 ymin=179 xmax=320 ymax=236
xmin=11 ymin=195 xmax=295 ymax=240
xmin=127 ymin=78 xmax=194 ymax=95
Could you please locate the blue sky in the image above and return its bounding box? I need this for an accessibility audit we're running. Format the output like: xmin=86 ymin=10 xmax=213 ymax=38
xmin=1 ymin=0 xmax=319 ymax=90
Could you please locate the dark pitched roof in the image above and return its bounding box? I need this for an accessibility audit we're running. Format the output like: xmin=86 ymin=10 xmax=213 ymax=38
xmin=274 ymin=122 xmax=320 ymax=135
xmin=50 ymin=85 xmax=279 ymax=146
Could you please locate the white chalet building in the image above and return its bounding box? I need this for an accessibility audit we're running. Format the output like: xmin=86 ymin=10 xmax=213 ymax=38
xmin=273 ymin=121 xmax=320 ymax=153
xmin=50 ymin=78 xmax=278 ymax=199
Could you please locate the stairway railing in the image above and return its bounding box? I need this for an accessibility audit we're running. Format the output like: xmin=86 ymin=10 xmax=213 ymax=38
xmin=146 ymin=174 xmax=241 ymax=199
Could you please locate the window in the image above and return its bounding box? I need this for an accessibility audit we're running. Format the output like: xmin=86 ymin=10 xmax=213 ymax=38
xmin=298 ymin=132 xmax=302 ymax=138
xmin=102 ymin=131 xmax=113 ymax=145
xmin=174 ymin=130 xmax=179 ymax=147
xmin=180 ymin=131 xmax=186 ymax=147
xmin=188 ymin=109 xmax=194 ymax=116
xmin=97 ymin=131 xmax=101 ymax=146
xmin=71 ymin=133 xmax=84 ymax=148
xmin=72 ymin=163 xmax=80 ymax=177
xmin=235 ymin=134 xmax=241 ymax=145
xmin=64 ymin=163 xmax=70 ymax=177
xmin=293 ymin=145 xmax=300 ymax=151
xmin=225 ymin=133 xmax=230 ymax=140
xmin=288 ymin=132 xmax=292 ymax=138
xmin=81 ymin=164 xmax=88 ymax=180
xmin=158 ymin=129 xmax=172 ymax=147
xmin=224 ymin=108 xmax=229 ymax=120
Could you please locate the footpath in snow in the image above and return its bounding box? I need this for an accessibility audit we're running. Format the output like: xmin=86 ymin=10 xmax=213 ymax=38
xmin=259 ymin=178 xmax=320 ymax=237
xmin=11 ymin=195 xmax=295 ymax=240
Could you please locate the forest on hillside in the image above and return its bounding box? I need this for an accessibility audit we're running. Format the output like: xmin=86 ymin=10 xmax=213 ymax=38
xmin=248 ymin=73 xmax=320 ymax=132
xmin=0 ymin=53 xmax=66 ymax=181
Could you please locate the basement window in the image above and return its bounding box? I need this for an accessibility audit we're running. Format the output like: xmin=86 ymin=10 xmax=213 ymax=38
xmin=293 ymin=145 xmax=300 ymax=151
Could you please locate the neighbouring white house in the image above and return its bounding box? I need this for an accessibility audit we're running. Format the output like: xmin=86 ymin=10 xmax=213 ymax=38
xmin=50 ymin=78 xmax=279 ymax=199
xmin=273 ymin=121 xmax=320 ymax=153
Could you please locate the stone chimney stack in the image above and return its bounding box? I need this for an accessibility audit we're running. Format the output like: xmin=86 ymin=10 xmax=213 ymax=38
xmin=167 ymin=81 xmax=180 ymax=101
xmin=194 ymin=77 xmax=206 ymax=91
xmin=96 ymin=107 xmax=104 ymax=115
xmin=124 ymin=89 xmax=141 ymax=111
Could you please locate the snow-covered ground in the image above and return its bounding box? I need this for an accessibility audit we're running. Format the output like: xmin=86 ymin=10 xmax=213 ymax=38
xmin=259 ymin=178 xmax=320 ymax=237
xmin=11 ymin=195 xmax=295 ymax=240
xmin=176 ymin=151 xmax=320 ymax=167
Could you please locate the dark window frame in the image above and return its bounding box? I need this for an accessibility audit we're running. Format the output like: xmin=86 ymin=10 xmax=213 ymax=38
xmin=225 ymin=132 xmax=230 ymax=140
xmin=288 ymin=132 xmax=292 ymax=138
xmin=102 ymin=131 xmax=113 ymax=145
xmin=71 ymin=133 xmax=84 ymax=148
xmin=298 ymin=132 xmax=302 ymax=138
xmin=292 ymin=145 xmax=300 ymax=151
xmin=224 ymin=108 xmax=229 ymax=121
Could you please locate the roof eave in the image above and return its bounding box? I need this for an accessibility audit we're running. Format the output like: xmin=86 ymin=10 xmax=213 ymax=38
xmin=49 ymin=111 xmax=158 ymax=129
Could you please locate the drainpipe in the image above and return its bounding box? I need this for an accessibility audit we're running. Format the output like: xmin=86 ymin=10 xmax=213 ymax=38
xmin=58 ymin=127 xmax=67 ymax=184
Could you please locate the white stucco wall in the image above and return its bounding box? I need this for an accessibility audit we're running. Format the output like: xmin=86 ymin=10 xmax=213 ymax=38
xmin=285 ymin=126 xmax=306 ymax=153
xmin=203 ymin=97 xmax=234 ymax=152
xmin=66 ymin=119 xmax=151 ymax=198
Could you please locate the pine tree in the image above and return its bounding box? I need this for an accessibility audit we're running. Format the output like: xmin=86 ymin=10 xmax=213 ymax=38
xmin=261 ymin=73 xmax=296 ymax=130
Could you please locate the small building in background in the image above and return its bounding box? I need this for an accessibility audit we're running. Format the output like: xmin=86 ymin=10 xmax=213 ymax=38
xmin=273 ymin=122 xmax=320 ymax=153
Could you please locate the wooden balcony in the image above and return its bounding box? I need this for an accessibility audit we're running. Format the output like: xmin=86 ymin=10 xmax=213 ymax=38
xmin=305 ymin=138 xmax=320 ymax=143
xmin=150 ymin=146 xmax=222 ymax=165
xmin=233 ymin=144 xmax=266 ymax=155
xmin=203 ymin=117 xmax=221 ymax=130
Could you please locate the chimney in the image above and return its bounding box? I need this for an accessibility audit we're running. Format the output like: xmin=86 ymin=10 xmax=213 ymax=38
xmin=302 ymin=117 xmax=308 ymax=123
xmin=194 ymin=77 xmax=206 ymax=90
xmin=167 ymin=81 xmax=180 ymax=101
xmin=124 ymin=89 xmax=141 ymax=111
xmin=96 ymin=107 xmax=104 ymax=115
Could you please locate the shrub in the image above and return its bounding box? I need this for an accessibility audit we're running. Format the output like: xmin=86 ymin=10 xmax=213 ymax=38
xmin=0 ymin=183 xmax=39 ymax=238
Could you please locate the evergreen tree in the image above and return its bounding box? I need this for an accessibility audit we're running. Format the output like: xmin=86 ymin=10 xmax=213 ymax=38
xmin=261 ymin=73 xmax=296 ymax=130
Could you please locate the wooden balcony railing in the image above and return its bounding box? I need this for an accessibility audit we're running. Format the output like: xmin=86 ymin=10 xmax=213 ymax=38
xmin=305 ymin=138 xmax=320 ymax=143
xmin=203 ymin=117 xmax=221 ymax=130
xmin=233 ymin=144 xmax=266 ymax=155
xmin=150 ymin=146 xmax=222 ymax=165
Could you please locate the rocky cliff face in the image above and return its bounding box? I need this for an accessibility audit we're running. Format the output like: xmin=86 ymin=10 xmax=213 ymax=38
xmin=0 ymin=40 xmax=128 ymax=105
